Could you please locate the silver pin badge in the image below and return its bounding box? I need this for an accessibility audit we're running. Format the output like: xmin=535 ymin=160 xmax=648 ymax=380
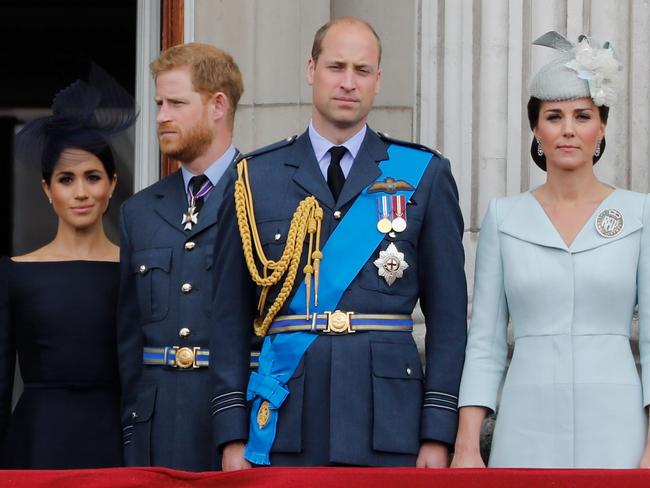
xmin=595 ymin=208 xmax=624 ymax=238
xmin=373 ymin=242 xmax=409 ymax=286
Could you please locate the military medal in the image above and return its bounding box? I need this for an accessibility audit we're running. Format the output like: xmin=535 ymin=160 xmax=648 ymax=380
xmin=391 ymin=195 xmax=407 ymax=232
xmin=376 ymin=196 xmax=392 ymax=233
xmin=182 ymin=205 xmax=199 ymax=231
xmin=595 ymin=208 xmax=624 ymax=238
xmin=374 ymin=242 xmax=409 ymax=286
xmin=182 ymin=176 xmax=214 ymax=231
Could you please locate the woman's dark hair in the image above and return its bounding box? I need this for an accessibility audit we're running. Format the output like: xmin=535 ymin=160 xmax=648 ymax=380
xmin=527 ymin=96 xmax=609 ymax=171
xmin=42 ymin=144 xmax=116 ymax=184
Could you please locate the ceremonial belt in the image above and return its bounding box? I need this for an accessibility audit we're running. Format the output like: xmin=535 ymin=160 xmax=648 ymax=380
xmin=268 ymin=313 xmax=413 ymax=334
xmin=143 ymin=346 xmax=209 ymax=369
xmin=143 ymin=347 xmax=260 ymax=370
xmin=244 ymin=144 xmax=432 ymax=466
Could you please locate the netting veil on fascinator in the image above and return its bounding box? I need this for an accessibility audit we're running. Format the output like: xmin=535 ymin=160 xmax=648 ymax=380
xmin=529 ymin=31 xmax=622 ymax=107
xmin=15 ymin=64 xmax=138 ymax=178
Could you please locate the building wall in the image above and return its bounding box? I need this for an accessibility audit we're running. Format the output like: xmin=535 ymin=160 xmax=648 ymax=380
xmin=194 ymin=0 xmax=417 ymax=151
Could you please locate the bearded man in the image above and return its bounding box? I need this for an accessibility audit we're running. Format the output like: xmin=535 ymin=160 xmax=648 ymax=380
xmin=116 ymin=43 xmax=244 ymax=471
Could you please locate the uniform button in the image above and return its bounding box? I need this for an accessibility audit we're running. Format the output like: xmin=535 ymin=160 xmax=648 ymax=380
xmin=181 ymin=283 xmax=193 ymax=294
xmin=179 ymin=327 xmax=191 ymax=338
xmin=131 ymin=411 xmax=138 ymax=420
xmin=184 ymin=241 xmax=196 ymax=251
xmin=406 ymin=367 xmax=412 ymax=376
xmin=333 ymin=210 xmax=342 ymax=220
xmin=389 ymin=231 xmax=397 ymax=238
xmin=274 ymin=233 xmax=281 ymax=241
xmin=139 ymin=265 xmax=146 ymax=273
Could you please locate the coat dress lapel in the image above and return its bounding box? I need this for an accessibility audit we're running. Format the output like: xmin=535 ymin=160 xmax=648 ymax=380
xmin=498 ymin=189 xmax=643 ymax=253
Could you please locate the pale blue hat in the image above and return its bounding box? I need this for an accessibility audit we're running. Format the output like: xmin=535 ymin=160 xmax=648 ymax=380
xmin=529 ymin=31 xmax=622 ymax=107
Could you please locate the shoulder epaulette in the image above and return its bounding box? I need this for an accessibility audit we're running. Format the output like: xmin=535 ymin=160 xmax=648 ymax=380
xmin=377 ymin=131 xmax=443 ymax=158
xmin=238 ymin=135 xmax=298 ymax=162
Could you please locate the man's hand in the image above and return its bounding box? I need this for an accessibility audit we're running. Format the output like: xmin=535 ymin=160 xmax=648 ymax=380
xmin=221 ymin=441 xmax=252 ymax=471
xmin=415 ymin=440 xmax=450 ymax=468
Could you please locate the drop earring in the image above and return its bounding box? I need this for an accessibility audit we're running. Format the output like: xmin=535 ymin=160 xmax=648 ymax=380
xmin=594 ymin=138 xmax=601 ymax=157
xmin=48 ymin=197 xmax=52 ymax=204
xmin=536 ymin=138 xmax=544 ymax=157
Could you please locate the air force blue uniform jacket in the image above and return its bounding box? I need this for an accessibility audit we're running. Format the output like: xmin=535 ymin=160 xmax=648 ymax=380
xmin=210 ymin=129 xmax=467 ymax=466
xmin=117 ymin=157 xmax=236 ymax=471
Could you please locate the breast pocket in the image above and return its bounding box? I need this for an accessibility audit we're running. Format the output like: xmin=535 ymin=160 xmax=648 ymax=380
xmin=257 ymin=218 xmax=294 ymax=262
xmin=358 ymin=238 xmax=417 ymax=296
xmin=131 ymin=248 xmax=172 ymax=323
xmin=371 ymin=340 xmax=423 ymax=454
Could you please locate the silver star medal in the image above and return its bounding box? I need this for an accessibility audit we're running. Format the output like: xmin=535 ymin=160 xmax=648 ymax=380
xmin=374 ymin=242 xmax=409 ymax=286
xmin=182 ymin=205 xmax=199 ymax=231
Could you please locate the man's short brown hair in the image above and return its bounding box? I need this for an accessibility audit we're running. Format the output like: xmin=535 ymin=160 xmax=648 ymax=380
xmin=311 ymin=17 xmax=382 ymax=66
xmin=150 ymin=43 xmax=244 ymax=127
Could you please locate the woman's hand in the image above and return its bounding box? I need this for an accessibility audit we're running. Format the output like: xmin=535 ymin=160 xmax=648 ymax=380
xmin=640 ymin=445 xmax=650 ymax=468
xmin=450 ymin=448 xmax=486 ymax=468
xmin=450 ymin=406 xmax=489 ymax=468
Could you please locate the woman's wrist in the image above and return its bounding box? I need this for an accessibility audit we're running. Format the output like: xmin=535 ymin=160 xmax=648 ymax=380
xmin=453 ymin=438 xmax=481 ymax=456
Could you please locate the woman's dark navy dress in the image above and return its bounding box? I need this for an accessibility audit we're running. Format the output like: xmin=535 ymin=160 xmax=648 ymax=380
xmin=0 ymin=256 xmax=122 ymax=468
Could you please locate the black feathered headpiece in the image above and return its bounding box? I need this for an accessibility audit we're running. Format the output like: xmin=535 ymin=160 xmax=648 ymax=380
xmin=15 ymin=64 xmax=138 ymax=181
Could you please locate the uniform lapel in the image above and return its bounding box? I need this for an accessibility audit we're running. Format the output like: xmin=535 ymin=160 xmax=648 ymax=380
xmin=335 ymin=129 xmax=385 ymax=210
xmin=290 ymin=131 xmax=336 ymax=210
xmin=187 ymin=150 xmax=240 ymax=237
xmin=153 ymin=171 xmax=188 ymax=235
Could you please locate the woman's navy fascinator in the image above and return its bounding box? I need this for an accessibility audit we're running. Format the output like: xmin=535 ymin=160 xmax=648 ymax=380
xmin=15 ymin=64 xmax=138 ymax=181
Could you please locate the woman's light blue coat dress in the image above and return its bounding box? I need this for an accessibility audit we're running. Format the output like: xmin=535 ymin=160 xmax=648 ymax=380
xmin=459 ymin=188 xmax=650 ymax=468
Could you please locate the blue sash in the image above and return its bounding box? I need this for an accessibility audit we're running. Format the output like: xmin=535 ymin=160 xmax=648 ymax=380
xmin=244 ymin=144 xmax=432 ymax=465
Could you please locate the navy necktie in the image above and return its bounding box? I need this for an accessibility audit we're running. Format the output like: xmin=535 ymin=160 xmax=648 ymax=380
xmin=327 ymin=146 xmax=347 ymax=201
xmin=188 ymin=174 xmax=212 ymax=214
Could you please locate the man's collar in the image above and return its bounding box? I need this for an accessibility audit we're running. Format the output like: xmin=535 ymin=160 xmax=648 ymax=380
xmin=308 ymin=122 xmax=367 ymax=162
xmin=180 ymin=144 xmax=236 ymax=194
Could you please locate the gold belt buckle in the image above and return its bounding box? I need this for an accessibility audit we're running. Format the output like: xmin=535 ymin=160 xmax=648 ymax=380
xmin=173 ymin=346 xmax=200 ymax=368
xmin=324 ymin=310 xmax=355 ymax=334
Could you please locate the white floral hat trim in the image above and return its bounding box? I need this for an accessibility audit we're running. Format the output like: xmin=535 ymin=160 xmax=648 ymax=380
xmin=565 ymin=36 xmax=622 ymax=106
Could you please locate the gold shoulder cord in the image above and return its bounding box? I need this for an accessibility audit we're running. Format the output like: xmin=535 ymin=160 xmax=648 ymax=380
xmin=234 ymin=158 xmax=323 ymax=337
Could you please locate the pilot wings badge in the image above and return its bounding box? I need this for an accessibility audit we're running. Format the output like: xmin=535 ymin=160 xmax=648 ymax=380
xmin=367 ymin=177 xmax=415 ymax=194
